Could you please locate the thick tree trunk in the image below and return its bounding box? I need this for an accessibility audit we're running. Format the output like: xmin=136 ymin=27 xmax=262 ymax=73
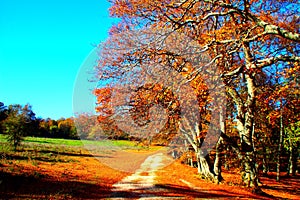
xmin=235 ymin=42 xmax=261 ymax=192
xmin=241 ymin=151 xmax=259 ymax=188
xmin=237 ymin=82 xmax=260 ymax=189
xmin=226 ymin=87 xmax=260 ymax=189
xmin=196 ymin=151 xmax=217 ymax=182
xmin=214 ymin=109 xmax=225 ymax=183
xmin=181 ymin=117 xmax=218 ymax=182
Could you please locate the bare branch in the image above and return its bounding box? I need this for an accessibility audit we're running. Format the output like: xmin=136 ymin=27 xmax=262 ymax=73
xmin=252 ymin=17 xmax=300 ymax=42
xmin=203 ymin=0 xmax=300 ymax=42
xmin=257 ymin=55 xmax=300 ymax=68
xmin=202 ymin=9 xmax=237 ymax=20
xmin=221 ymin=65 xmax=244 ymax=77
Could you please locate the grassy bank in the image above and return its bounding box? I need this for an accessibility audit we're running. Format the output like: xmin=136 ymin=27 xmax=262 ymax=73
xmin=0 ymin=134 xmax=150 ymax=151
xmin=0 ymin=134 xmax=133 ymax=199
xmin=0 ymin=134 xmax=161 ymax=165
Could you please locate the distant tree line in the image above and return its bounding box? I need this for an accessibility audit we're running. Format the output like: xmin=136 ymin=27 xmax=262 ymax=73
xmin=0 ymin=102 xmax=80 ymax=148
xmin=0 ymin=102 xmax=129 ymax=149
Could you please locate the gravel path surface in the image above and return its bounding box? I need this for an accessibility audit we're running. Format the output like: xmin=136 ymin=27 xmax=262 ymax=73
xmin=110 ymin=152 xmax=177 ymax=199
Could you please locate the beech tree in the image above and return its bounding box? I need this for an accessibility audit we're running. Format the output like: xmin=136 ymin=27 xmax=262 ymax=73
xmin=95 ymin=0 xmax=299 ymax=192
xmin=95 ymin=25 xmax=226 ymax=181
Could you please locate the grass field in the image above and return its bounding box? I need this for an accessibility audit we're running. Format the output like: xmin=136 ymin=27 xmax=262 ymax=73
xmin=0 ymin=134 xmax=149 ymax=148
xmin=0 ymin=135 xmax=144 ymax=199
xmin=0 ymin=134 xmax=299 ymax=199
xmin=0 ymin=135 xmax=145 ymax=165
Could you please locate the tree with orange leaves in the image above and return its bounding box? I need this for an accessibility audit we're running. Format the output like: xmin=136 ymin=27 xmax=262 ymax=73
xmin=95 ymin=0 xmax=299 ymax=192
xmin=94 ymin=87 xmax=129 ymax=139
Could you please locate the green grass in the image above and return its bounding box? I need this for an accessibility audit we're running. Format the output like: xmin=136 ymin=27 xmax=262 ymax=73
xmin=24 ymin=137 xmax=145 ymax=151
xmin=0 ymin=134 xmax=139 ymax=148
xmin=24 ymin=137 xmax=84 ymax=146
xmin=0 ymin=134 xmax=158 ymax=154
xmin=0 ymin=134 xmax=164 ymax=165
xmin=0 ymin=134 xmax=162 ymax=163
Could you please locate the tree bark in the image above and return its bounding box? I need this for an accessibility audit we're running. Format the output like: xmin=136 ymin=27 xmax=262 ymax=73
xmin=239 ymin=43 xmax=260 ymax=191
xmin=214 ymin=137 xmax=223 ymax=183
xmin=229 ymin=75 xmax=260 ymax=189
xmin=181 ymin=117 xmax=218 ymax=181
xmin=287 ymin=140 xmax=296 ymax=176
xmin=262 ymin=146 xmax=269 ymax=176
xmin=214 ymin=109 xmax=225 ymax=183
xmin=196 ymin=151 xmax=217 ymax=182
xmin=288 ymin=145 xmax=293 ymax=176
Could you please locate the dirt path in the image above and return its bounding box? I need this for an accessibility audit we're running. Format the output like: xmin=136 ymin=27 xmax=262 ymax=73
xmin=110 ymin=152 xmax=175 ymax=199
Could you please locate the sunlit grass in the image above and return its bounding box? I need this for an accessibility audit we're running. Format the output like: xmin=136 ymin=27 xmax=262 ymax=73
xmin=0 ymin=133 xmax=131 ymax=199
xmin=0 ymin=134 xmax=161 ymax=157
xmin=25 ymin=136 xmax=84 ymax=146
xmin=0 ymin=134 xmax=142 ymax=148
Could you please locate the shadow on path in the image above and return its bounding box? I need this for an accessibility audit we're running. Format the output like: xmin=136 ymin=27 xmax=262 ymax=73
xmin=110 ymin=183 xmax=260 ymax=199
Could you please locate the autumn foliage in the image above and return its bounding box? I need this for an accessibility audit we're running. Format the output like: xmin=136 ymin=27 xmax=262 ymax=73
xmin=92 ymin=0 xmax=300 ymax=192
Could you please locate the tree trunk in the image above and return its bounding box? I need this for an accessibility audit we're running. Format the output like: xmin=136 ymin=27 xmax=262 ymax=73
xmin=237 ymin=77 xmax=260 ymax=189
xmin=214 ymin=109 xmax=225 ymax=183
xmin=181 ymin=118 xmax=218 ymax=182
xmin=287 ymin=142 xmax=296 ymax=176
xmin=262 ymin=146 xmax=269 ymax=176
xmin=235 ymin=42 xmax=261 ymax=192
xmin=288 ymin=145 xmax=293 ymax=176
xmin=224 ymin=146 xmax=230 ymax=170
xmin=241 ymin=151 xmax=259 ymax=189
xmin=196 ymin=151 xmax=217 ymax=182
xmin=277 ymin=114 xmax=283 ymax=182
xmin=214 ymin=137 xmax=223 ymax=183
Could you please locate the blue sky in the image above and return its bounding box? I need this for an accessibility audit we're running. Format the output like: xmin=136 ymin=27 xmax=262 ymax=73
xmin=0 ymin=0 xmax=116 ymax=119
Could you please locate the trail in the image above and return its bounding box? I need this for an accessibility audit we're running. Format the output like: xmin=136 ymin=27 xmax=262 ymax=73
xmin=109 ymin=152 xmax=270 ymax=200
xmin=110 ymin=152 xmax=176 ymax=199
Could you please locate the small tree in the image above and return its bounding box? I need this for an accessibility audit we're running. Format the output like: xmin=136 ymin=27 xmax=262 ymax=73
xmin=3 ymin=104 xmax=35 ymax=150
xmin=284 ymin=122 xmax=300 ymax=176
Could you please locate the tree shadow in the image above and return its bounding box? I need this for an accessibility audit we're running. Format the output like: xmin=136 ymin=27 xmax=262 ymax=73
xmin=260 ymin=174 xmax=300 ymax=197
xmin=1 ymin=149 xmax=111 ymax=163
xmin=0 ymin=170 xmax=286 ymax=199
xmin=110 ymin=184 xmax=267 ymax=199
xmin=0 ymin=171 xmax=110 ymax=199
xmin=28 ymin=149 xmax=110 ymax=158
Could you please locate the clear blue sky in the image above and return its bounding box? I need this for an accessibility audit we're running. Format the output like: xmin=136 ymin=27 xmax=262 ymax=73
xmin=0 ymin=0 xmax=116 ymax=119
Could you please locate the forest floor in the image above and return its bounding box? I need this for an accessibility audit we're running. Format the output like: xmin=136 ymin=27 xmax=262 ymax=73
xmin=0 ymin=138 xmax=299 ymax=199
